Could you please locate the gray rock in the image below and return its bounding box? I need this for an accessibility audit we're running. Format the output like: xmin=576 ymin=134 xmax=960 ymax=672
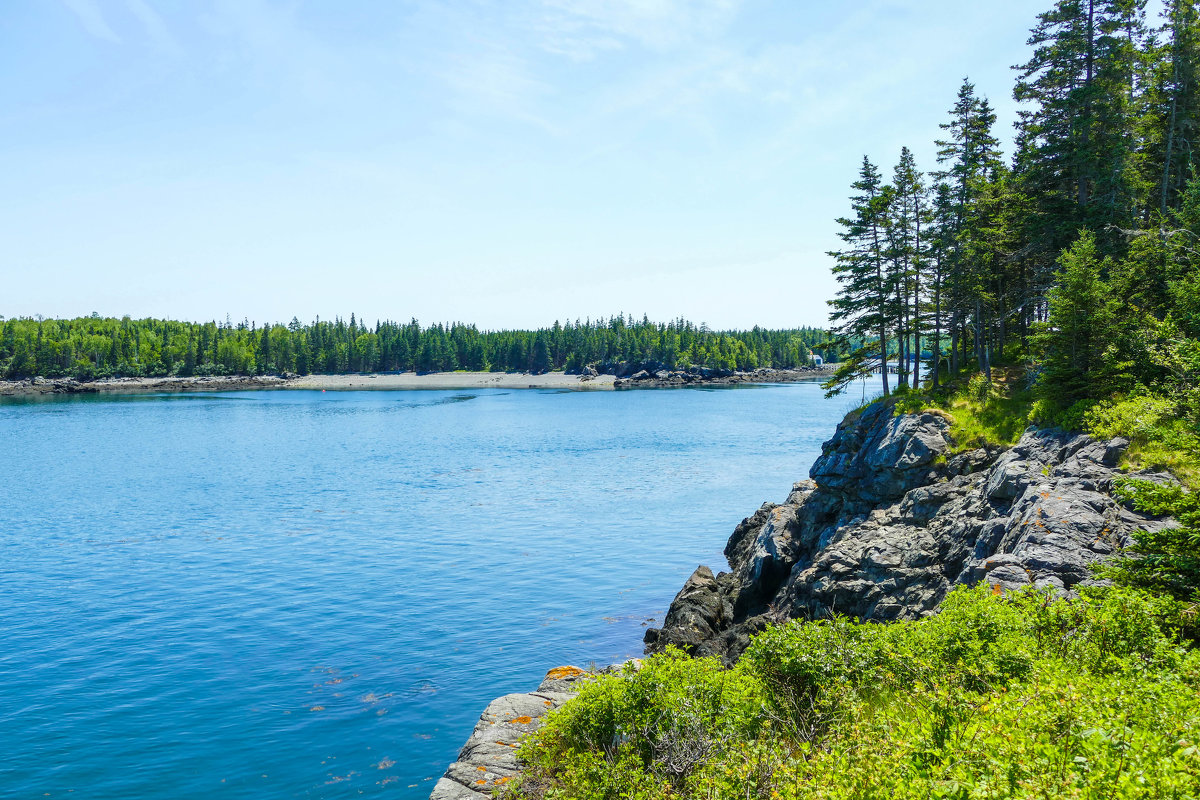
xmin=985 ymin=455 xmax=1031 ymax=500
xmin=809 ymin=403 xmax=953 ymax=506
xmin=642 ymin=565 xmax=731 ymax=657
xmin=430 ymin=665 xmax=593 ymax=800
xmin=1103 ymin=437 xmax=1130 ymax=466
xmin=648 ymin=401 xmax=1174 ymax=666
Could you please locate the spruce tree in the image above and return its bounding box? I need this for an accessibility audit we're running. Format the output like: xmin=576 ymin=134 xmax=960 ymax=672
xmin=825 ymin=157 xmax=893 ymax=397
xmin=1013 ymin=0 xmax=1147 ymax=252
xmin=1033 ymin=230 xmax=1128 ymax=407
xmin=886 ymin=147 xmax=928 ymax=388
xmin=935 ymin=79 xmax=1003 ymax=375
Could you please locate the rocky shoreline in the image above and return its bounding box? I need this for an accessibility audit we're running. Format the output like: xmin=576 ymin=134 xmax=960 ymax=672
xmin=606 ymin=364 xmax=834 ymax=389
xmin=0 ymin=374 xmax=295 ymax=397
xmin=644 ymin=399 xmax=1176 ymax=664
xmin=429 ymin=665 xmax=604 ymax=799
xmin=0 ymin=365 xmax=836 ymax=397
xmin=430 ymin=397 xmax=1179 ymax=798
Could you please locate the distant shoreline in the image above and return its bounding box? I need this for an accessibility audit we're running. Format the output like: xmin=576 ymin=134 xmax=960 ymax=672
xmin=0 ymin=366 xmax=837 ymax=398
xmin=290 ymin=372 xmax=617 ymax=391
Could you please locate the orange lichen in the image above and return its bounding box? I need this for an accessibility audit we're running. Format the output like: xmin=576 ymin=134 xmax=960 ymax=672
xmin=545 ymin=666 xmax=585 ymax=681
xmin=475 ymin=780 xmax=487 ymax=785
xmin=477 ymin=767 xmax=487 ymax=772
xmin=508 ymin=715 xmax=533 ymax=724
xmin=543 ymin=700 xmax=553 ymax=707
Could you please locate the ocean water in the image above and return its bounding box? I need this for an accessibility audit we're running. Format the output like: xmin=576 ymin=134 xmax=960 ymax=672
xmin=0 ymin=382 xmax=864 ymax=799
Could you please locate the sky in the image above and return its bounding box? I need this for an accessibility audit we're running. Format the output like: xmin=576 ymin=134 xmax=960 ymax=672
xmin=2 ymin=0 xmax=1056 ymax=330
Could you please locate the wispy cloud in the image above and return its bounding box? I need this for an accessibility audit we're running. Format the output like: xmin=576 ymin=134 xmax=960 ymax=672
xmin=437 ymin=41 xmax=558 ymax=132
xmin=126 ymin=0 xmax=182 ymax=55
xmin=62 ymin=0 xmax=121 ymax=43
xmin=533 ymin=0 xmax=740 ymax=58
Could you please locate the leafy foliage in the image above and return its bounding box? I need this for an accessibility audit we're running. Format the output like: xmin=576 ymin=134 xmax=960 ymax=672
xmin=1105 ymin=480 xmax=1200 ymax=602
xmin=1085 ymin=393 xmax=1200 ymax=485
xmin=511 ymin=587 xmax=1200 ymax=799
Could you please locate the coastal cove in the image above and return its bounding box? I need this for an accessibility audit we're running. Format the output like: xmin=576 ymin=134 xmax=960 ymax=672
xmin=0 ymin=379 xmax=865 ymax=799
xmin=0 ymin=365 xmax=834 ymax=397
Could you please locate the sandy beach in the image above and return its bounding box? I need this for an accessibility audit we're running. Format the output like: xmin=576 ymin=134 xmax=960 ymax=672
xmin=289 ymin=372 xmax=616 ymax=391
xmin=0 ymin=367 xmax=844 ymax=397
xmin=0 ymin=371 xmax=617 ymax=397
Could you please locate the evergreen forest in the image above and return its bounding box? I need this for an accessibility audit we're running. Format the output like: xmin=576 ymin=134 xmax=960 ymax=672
xmin=0 ymin=315 xmax=834 ymax=380
xmin=823 ymin=0 xmax=1200 ymax=445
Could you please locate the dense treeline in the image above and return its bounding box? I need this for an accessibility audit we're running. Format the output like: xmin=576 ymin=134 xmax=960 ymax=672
xmin=0 ymin=314 xmax=838 ymax=380
xmin=825 ymin=0 xmax=1200 ymax=436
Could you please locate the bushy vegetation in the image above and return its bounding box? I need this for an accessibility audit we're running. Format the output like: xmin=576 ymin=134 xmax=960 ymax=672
xmin=1103 ymin=481 xmax=1200 ymax=604
xmin=510 ymin=587 xmax=1200 ymax=799
xmin=0 ymin=315 xmax=839 ymax=380
xmin=891 ymin=368 xmax=1035 ymax=453
xmin=1083 ymin=395 xmax=1200 ymax=487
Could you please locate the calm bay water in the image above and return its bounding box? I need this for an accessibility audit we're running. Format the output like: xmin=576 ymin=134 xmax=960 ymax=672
xmin=0 ymin=382 xmax=862 ymax=799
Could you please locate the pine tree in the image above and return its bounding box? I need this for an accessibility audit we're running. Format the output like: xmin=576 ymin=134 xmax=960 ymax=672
xmin=1139 ymin=0 xmax=1200 ymax=214
xmin=886 ymin=147 xmax=928 ymax=388
xmin=825 ymin=157 xmax=893 ymax=397
xmin=1013 ymin=0 xmax=1147 ymax=252
xmin=1033 ymin=229 xmax=1128 ymax=407
xmin=935 ymin=78 xmax=1003 ymax=376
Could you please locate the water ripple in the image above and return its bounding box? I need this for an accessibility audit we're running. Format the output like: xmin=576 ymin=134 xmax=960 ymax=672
xmin=0 ymin=382 xmax=867 ymax=798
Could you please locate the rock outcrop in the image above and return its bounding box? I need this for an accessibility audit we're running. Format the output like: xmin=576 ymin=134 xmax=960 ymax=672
xmin=430 ymin=666 xmax=592 ymax=800
xmin=612 ymin=365 xmax=832 ymax=389
xmin=0 ymin=374 xmax=294 ymax=397
xmin=644 ymin=400 xmax=1176 ymax=665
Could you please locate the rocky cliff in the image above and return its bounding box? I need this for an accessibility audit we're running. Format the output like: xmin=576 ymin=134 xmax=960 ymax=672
xmin=644 ymin=399 xmax=1177 ymax=664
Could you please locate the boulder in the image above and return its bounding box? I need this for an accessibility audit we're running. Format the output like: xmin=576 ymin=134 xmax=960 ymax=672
xmin=809 ymin=403 xmax=953 ymax=505
xmin=430 ymin=666 xmax=593 ymax=800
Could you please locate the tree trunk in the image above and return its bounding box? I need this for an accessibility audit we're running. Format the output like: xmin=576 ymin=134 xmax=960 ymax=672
xmin=950 ymin=317 xmax=959 ymax=376
xmin=933 ymin=266 xmax=942 ymax=389
xmin=975 ymin=300 xmax=992 ymax=381
xmin=1079 ymin=0 xmax=1095 ymax=209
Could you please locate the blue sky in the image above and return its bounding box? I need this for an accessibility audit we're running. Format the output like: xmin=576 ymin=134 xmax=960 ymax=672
xmin=3 ymin=0 xmax=1052 ymax=329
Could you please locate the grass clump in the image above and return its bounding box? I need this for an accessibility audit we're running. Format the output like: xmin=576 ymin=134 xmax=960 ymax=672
xmin=879 ymin=368 xmax=1198 ymax=485
xmin=1082 ymin=394 xmax=1200 ymax=487
xmin=887 ymin=367 xmax=1035 ymax=453
xmin=508 ymin=586 xmax=1200 ymax=800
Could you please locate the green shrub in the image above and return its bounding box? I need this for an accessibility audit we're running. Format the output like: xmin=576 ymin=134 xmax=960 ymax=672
xmin=1086 ymin=393 xmax=1177 ymax=440
xmin=510 ymin=586 xmax=1200 ymax=799
xmin=1103 ymin=480 xmax=1200 ymax=604
xmin=517 ymin=650 xmax=768 ymax=795
xmin=1082 ymin=393 xmax=1200 ymax=486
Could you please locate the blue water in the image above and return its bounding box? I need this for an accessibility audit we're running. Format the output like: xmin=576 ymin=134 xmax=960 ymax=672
xmin=0 ymin=383 xmax=861 ymax=799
